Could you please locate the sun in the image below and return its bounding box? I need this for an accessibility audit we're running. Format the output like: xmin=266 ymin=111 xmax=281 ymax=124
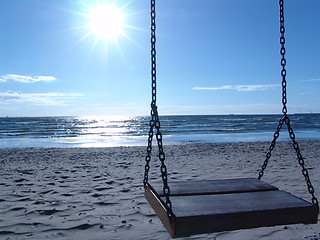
xmin=74 ymin=0 xmax=133 ymax=47
xmin=69 ymin=0 xmax=140 ymax=58
xmin=87 ymin=3 xmax=125 ymax=42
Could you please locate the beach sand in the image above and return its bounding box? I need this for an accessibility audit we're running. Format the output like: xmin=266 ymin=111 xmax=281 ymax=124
xmin=0 ymin=140 xmax=319 ymax=240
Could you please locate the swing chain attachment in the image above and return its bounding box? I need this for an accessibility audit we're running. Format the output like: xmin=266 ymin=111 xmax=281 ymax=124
xmin=258 ymin=115 xmax=319 ymax=207
xmin=285 ymin=117 xmax=319 ymax=206
xmin=144 ymin=0 xmax=175 ymax=222
xmin=258 ymin=116 xmax=285 ymax=180
xmin=258 ymin=0 xmax=318 ymax=207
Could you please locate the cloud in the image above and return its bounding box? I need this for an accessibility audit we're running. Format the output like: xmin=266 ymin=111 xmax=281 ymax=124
xmin=298 ymin=91 xmax=316 ymax=96
xmin=193 ymin=84 xmax=280 ymax=92
xmin=0 ymin=91 xmax=83 ymax=106
xmin=158 ymin=104 xmax=282 ymax=115
xmin=304 ymin=78 xmax=320 ymax=82
xmin=0 ymin=74 xmax=56 ymax=83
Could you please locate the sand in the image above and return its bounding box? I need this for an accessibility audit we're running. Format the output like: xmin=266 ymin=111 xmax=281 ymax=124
xmin=0 ymin=140 xmax=319 ymax=240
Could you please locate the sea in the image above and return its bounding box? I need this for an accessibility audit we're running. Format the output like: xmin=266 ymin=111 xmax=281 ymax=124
xmin=0 ymin=114 xmax=320 ymax=148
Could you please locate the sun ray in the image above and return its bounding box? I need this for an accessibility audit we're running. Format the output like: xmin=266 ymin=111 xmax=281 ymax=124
xmin=56 ymin=0 xmax=146 ymax=67
xmin=80 ymin=1 xmax=129 ymax=43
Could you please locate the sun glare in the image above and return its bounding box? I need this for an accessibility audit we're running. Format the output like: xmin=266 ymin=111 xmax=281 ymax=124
xmin=73 ymin=0 xmax=135 ymax=48
xmin=69 ymin=0 xmax=140 ymax=59
xmin=88 ymin=3 xmax=125 ymax=41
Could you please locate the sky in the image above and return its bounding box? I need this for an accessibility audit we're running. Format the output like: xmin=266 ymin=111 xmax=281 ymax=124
xmin=0 ymin=0 xmax=320 ymax=117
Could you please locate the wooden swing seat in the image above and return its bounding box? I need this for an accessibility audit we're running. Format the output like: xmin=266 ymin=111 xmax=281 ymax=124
xmin=145 ymin=178 xmax=318 ymax=238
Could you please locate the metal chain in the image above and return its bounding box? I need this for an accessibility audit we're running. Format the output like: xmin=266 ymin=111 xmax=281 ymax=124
xmin=279 ymin=0 xmax=288 ymax=115
xmin=258 ymin=116 xmax=285 ymax=180
xmin=143 ymin=0 xmax=157 ymax=186
xmin=284 ymin=117 xmax=319 ymax=206
xmin=258 ymin=0 xmax=318 ymax=207
xmin=144 ymin=0 xmax=175 ymax=221
xmin=258 ymin=0 xmax=287 ymax=177
xmin=144 ymin=116 xmax=154 ymax=186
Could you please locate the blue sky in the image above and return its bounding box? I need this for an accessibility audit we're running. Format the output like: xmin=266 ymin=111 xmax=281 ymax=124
xmin=1 ymin=0 xmax=319 ymax=117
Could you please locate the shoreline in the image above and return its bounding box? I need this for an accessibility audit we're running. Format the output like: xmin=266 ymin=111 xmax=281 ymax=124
xmin=1 ymin=141 xmax=319 ymax=239
xmin=1 ymin=133 xmax=320 ymax=149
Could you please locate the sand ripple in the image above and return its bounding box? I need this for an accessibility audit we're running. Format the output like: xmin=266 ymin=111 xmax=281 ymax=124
xmin=0 ymin=141 xmax=319 ymax=239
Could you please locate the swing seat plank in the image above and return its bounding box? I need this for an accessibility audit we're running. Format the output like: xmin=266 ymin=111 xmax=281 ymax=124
xmin=150 ymin=178 xmax=278 ymax=196
xmin=145 ymin=178 xmax=319 ymax=238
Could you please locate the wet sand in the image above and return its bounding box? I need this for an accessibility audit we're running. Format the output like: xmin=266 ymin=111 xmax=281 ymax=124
xmin=0 ymin=141 xmax=319 ymax=239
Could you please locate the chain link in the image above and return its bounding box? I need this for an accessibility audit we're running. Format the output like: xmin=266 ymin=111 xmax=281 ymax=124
xmin=279 ymin=0 xmax=288 ymax=115
xmin=144 ymin=117 xmax=154 ymax=186
xmin=284 ymin=117 xmax=319 ymax=206
xmin=258 ymin=116 xmax=285 ymax=180
xmin=258 ymin=0 xmax=318 ymax=208
xmin=144 ymin=0 xmax=175 ymax=221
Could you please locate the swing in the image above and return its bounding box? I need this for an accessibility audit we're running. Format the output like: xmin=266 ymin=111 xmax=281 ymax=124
xmin=143 ymin=0 xmax=319 ymax=238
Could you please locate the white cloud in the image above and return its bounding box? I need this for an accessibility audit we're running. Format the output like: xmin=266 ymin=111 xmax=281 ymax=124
xmin=0 ymin=91 xmax=83 ymax=106
xmin=157 ymin=104 xmax=282 ymax=115
xmin=193 ymin=84 xmax=280 ymax=92
xmin=298 ymin=91 xmax=316 ymax=96
xmin=0 ymin=74 xmax=56 ymax=83
xmin=304 ymin=78 xmax=320 ymax=82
